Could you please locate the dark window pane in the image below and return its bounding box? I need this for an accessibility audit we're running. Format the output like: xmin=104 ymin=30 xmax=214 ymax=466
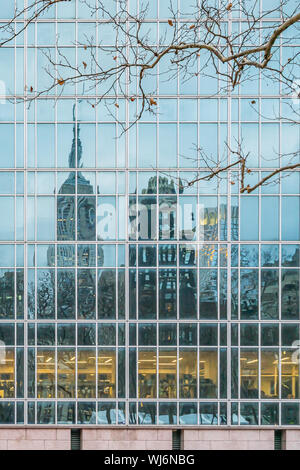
xmin=281 ymin=403 xmax=299 ymax=426
xmin=138 ymin=324 xmax=156 ymax=345
xmin=261 ymin=270 xmax=279 ymax=319
xmin=179 ymin=269 xmax=197 ymax=319
xmin=57 ymin=402 xmax=75 ymax=424
xmin=98 ymin=269 xmax=115 ymax=319
xmin=199 ymin=402 xmax=218 ymax=425
xmin=282 ymin=270 xmax=299 ymax=319
xmin=98 ymin=324 xmax=116 ymax=345
xmin=37 ymin=269 xmax=55 ymax=319
xmin=158 ymin=403 xmax=177 ymax=425
xmin=159 ymin=324 xmax=177 ymax=346
xmin=78 ymin=323 xmax=96 ymax=345
xmin=78 ymin=269 xmax=96 ymax=319
xmin=77 ymin=402 xmax=96 ymax=424
xmin=200 ymin=324 xmax=218 ymax=346
xmin=240 ymin=324 xmax=258 ymax=346
xmin=139 ymin=402 xmax=156 ymax=425
xmin=0 ymin=270 xmax=14 ymax=319
xmin=0 ymin=324 xmax=14 ymax=345
xmin=199 ymin=269 xmax=218 ymax=319
xmin=57 ymin=270 xmax=75 ymax=319
xmin=179 ymin=403 xmax=197 ymax=425
xmin=240 ymin=403 xmax=258 ymax=425
xmin=37 ymin=402 xmax=55 ymax=424
xmin=261 ymin=324 xmax=279 ymax=346
xmin=240 ymin=269 xmax=258 ymax=320
xmin=282 ymin=324 xmax=299 ymax=346
xmin=57 ymin=324 xmax=75 ymax=345
xmin=179 ymin=324 xmax=197 ymax=346
xmin=261 ymin=403 xmax=279 ymax=425
xmin=139 ymin=269 xmax=156 ymax=319
xmin=138 ymin=245 xmax=156 ymax=266
xmin=37 ymin=324 xmax=55 ymax=345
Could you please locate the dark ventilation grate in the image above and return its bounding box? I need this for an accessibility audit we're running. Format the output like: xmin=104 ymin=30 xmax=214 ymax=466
xmin=172 ymin=430 xmax=182 ymax=450
xmin=274 ymin=430 xmax=282 ymax=450
xmin=71 ymin=429 xmax=81 ymax=450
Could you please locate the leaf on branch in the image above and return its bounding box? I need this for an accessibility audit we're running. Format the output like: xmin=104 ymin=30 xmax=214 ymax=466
xmin=247 ymin=169 xmax=252 ymax=173
xmin=113 ymin=56 xmax=117 ymax=60
xmin=251 ymin=100 xmax=256 ymax=104
xmin=57 ymin=79 xmax=65 ymax=86
xmin=189 ymin=24 xmax=195 ymax=29
xmin=83 ymin=45 xmax=87 ymax=50
xmin=168 ymin=19 xmax=174 ymax=27
xmin=230 ymin=181 xmax=235 ymax=185
xmin=82 ymin=61 xmax=87 ymax=69
xmin=149 ymin=98 xmax=157 ymax=106
xmin=226 ymin=3 xmax=233 ymax=10
xmin=30 ymin=86 xmax=33 ymax=92
xmin=115 ymin=103 xmax=119 ymax=108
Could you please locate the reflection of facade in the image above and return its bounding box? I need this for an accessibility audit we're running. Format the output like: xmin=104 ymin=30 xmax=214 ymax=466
xmin=1 ymin=3 xmax=300 ymax=449
xmin=57 ymin=112 xmax=95 ymax=243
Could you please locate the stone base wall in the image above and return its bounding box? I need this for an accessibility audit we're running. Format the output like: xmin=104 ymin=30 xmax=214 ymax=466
xmin=0 ymin=429 xmax=70 ymax=450
xmin=81 ymin=429 xmax=172 ymax=450
xmin=283 ymin=430 xmax=300 ymax=450
xmin=183 ymin=430 xmax=274 ymax=450
xmin=0 ymin=428 xmax=299 ymax=450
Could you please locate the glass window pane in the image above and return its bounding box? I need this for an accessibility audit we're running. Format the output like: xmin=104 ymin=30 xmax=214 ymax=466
xmin=261 ymin=350 xmax=279 ymax=399
xmin=240 ymin=349 xmax=258 ymax=399
xmin=179 ymin=349 xmax=197 ymax=399
xmin=57 ymin=349 xmax=75 ymax=398
xmin=138 ymin=349 xmax=157 ymax=399
xmin=281 ymin=349 xmax=299 ymax=399
xmin=77 ymin=349 xmax=96 ymax=398
xmin=159 ymin=349 xmax=177 ymax=399
xmin=37 ymin=349 xmax=55 ymax=398
xmin=0 ymin=348 xmax=15 ymax=398
xmin=98 ymin=349 xmax=116 ymax=398
xmin=199 ymin=349 xmax=218 ymax=398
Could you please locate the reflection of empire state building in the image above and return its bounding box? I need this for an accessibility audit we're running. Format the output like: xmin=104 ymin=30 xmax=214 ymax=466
xmin=47 ymin=106 xmax=97 ymax=269
xmin=57 ymin=106 xmax=96 ymax=243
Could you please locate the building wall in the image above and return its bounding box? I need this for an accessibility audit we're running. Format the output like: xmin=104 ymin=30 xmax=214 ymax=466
xmin=0 ymin=427 xmax=299 ymax=450
xmin=283 ymin=430 xmax=300 ymax=450
xmin=0 ymin=429 xmax=70 ymax=450
xmin=183 ymin=429 xmax=274 ymax=450
xmin=81 ymin=429 xmax=172 ymax=450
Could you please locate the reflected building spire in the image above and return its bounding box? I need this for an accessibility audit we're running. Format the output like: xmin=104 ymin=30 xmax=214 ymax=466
xmin=68 ymin=104 xmax=83 ymax=169
xmin=55 ymin=102 xmax=96 ymax=246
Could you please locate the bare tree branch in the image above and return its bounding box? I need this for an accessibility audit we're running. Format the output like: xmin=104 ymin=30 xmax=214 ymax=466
xmin=1 ymin=0 xmax=299 ymax=194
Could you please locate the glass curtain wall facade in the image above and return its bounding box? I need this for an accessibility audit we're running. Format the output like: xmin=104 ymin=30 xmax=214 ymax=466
xmin=0 ymin=0 xmax=299 ymax=427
